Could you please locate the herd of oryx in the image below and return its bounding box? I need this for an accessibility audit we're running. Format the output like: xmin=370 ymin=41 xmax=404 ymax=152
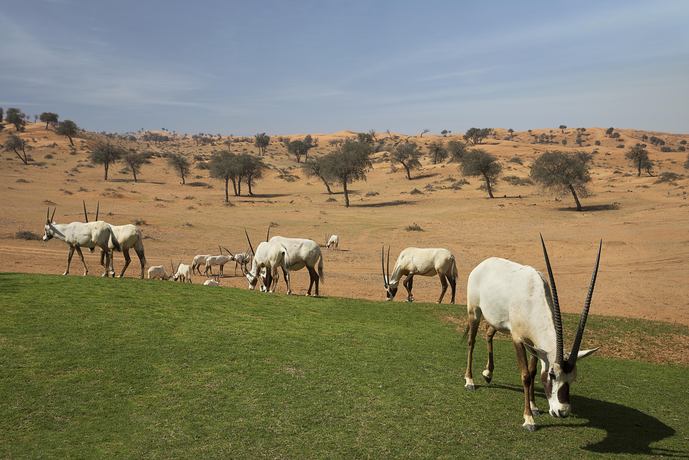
xmin=41 ymin=202 xmax=602 ymax=431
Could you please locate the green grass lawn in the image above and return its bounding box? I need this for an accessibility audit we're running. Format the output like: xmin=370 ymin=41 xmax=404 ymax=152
xmin=1 ymin=273 xmax=688 ymax=458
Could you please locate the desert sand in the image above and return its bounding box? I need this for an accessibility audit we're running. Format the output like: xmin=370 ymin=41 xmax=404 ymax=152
xmin=1 ymin=123 xmax=688 ymax=325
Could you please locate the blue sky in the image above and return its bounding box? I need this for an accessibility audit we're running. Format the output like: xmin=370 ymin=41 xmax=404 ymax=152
xmin=1 ymin=0 xmax=688 ymax=134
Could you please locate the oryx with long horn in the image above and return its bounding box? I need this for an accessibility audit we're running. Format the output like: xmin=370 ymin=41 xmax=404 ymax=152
xmin=83 ymin=201 xmax=146 ymax=278
xmin=381 ymin=246 xmax=458 ymax=303
xmin=42 ymin=206 xmax=120 ymax=276
xmin=243 ymin=228 xmax=290 ymax=293
xmin=463 ymin=235 xmax=602 ymax=431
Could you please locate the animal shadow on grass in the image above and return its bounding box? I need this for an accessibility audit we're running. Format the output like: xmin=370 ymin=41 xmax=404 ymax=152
xmin=491 ymin=383 xmax=682 ymax=457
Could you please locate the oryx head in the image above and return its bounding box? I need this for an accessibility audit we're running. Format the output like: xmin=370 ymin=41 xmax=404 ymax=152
xmin=380 ymin=245 xmax=398 ymax=300
xmin=243 ymin=228 xmax=259 ymax=290
xmin=525 ymin=235 xmax=602 ymax=419
xmin=42 ymin=207 xmax=59 ymax=241
xmin=170 ymin=260 xmax=180 ymax=281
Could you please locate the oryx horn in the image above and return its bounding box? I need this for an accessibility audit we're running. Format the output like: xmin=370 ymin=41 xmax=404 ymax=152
xmin=244 ymin=228 xmax=255 ymax=256
xmin=222 ymin=246 xmax=234 ymax=257
xmin=386 ymin=246 xmax=391 ymax=284
xmin=95 ymin=201 xmax=99 ymax=221
xmin=50 ymin=207 xmax=56 ymax=223
xmin=380 ymin=245 xmax=387 ymax=285
xmin=540 ymin=234 xmax=564 ymax=365
xmin=568 ymin=240 xmax=602 ymax=366
xmin=83 ymin=200 xmax=89 ymax=222
xmin=266 ymin=225 xmax=271 ymax=242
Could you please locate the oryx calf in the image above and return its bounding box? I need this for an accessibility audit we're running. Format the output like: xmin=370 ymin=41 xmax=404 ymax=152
xmin=42 ymin=207 xmax=120 ymax=277
xmin=205 ymin=254 xmax=234 ymax=277
xmin=232 ymin=252 xmax=252 ymax=276
xmin=203 ymin=278 xmax=220 ymax=286
xmin=147 ymin=265 xmax=168 ymax=280
xmin=381 ymin=246 xmax=458 ymax=303
xmin=464 ymin=236 xmax=602 ymax=431
xmin=326 ymin=234 xmax=339 ymax=249
xmin=172 ymin=263 xmax=192 ymax=283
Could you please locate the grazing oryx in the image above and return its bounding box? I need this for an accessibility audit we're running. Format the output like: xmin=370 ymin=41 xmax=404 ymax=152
xmin=191 ymin=254 xmax=210 ymax=275
xmin=147 ymin=265 xmax=168 ymax=280
xmin=268 ymin=236 xmax=324 ymax=296
xmin=243 ymin=229 xmax=290 ymax=293
xmin=381 ymin=246 xmax=458 ymax=303
xmin=171 ymin=262 xmax=192 ymax=283
xmin=83 ymin=202 xmax=146 ymax=278
xmin=464 ymin=236 xmax=602 ymax=431
xmin=326 ymin=234 xmax=339 ymax=249
xmin=42 ymin=207 xmax=120 ymax=277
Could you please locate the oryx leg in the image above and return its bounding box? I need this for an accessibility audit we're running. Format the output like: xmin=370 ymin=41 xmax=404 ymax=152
xmin=437 ymin=273 xmax=448 ymax=304
xmin=135 ymin=248 xmax=145 ymax=279
xmin=119 ymin=249 xmax=131 ymax=278
xmin=403 ymin=275 xmax=414 ymax=302
xmin=448 ymin=275 xmax=457 ymax=304
xmin=75 ymin=246 xmax=88 ymax=276
xmin=234 ymin=261 xmax=238 ymax=276
xmin=219 ymin=263 xmax=225 ymax=277
xmin=306 ymin=266 xmax=319 ymax=296
xmin=482 ymin=326 xmax=497 ymax=383
xmin=528 ymin=354 xmax=539 ymax=415
xmin=99 ymin=248 xmax=111 ymax=277
xmin=283 ymin=267 xmax=291 ymax=295
xmin=64 ymin=246 xmax=75 ymax=275
xmin=464 ymin=306 xmax=481 ymax=390
xmin=514 ymin=340 xmax=536 ymax=431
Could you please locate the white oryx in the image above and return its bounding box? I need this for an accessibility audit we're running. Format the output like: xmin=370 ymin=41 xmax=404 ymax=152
xmin=326 ymin=234 xmax=339 ymax=249
xmin=191 ymin=254 xmax=210 ymax=275
xmin=267 ymin=236 xmax=324 ymax=296
xmin=204 ymin=248 xmax=234 ymax=277
xmin=203 ymin=278 xmax=220 ymax=286
xmin=463 ymin=236 xmax=602 ymax=431
xmin=83 ymin=202 xmax=146 ymax=278
xmin=381 ymin=246 xmax=458 ymax=303
xmin=232 ymin=251 xmax=252 ymax=276
xmin=147 ymin=265 xmax=168 ymax=280
xmin=171 ymin=262 xmax=192 ymax=283
xmin=243 ymin=229 xmax=290 ymax=293
xmin=42 ymin=207 xmax=120 ymax=277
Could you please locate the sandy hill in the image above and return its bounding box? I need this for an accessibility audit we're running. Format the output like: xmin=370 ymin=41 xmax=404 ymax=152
xmin=1 ymin=122 xmax=688 ymax=325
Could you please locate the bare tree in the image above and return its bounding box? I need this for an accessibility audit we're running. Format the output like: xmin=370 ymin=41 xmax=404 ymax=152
xmin=56 ymin=120 xmax=78 ymax=146
xmin=4 ymin=134 xmax=29 ymax=165
xmin=302 ymin=156 xmax=335 ymax=194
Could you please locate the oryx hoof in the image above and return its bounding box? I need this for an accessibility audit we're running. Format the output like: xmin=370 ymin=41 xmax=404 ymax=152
xmin=482 ymin=370 xmax=493 ymax=384
xmin=532 ymin=408 xmax=541 ymax=416
xmin=523 ymin=423 xmax=537 ymax=432
xmin=62 ymin=272 xmax=69 ymax=276
xmin=464 ymin=383 xmax=476 ymax=391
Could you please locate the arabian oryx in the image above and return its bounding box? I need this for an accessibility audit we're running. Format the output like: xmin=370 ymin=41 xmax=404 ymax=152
xmin=463 ymin=236 xmax=602 ymax=431
xmin=381 ymin=246 xmax=458 ymax=303
xmin=232 ymin=251 xmax=252 ymax=276
xmin=147 ymin=265 xmax=168 ymax=280
xmin=171 ymin=261 xmax=192 ymax=283
xmin=267 ymin=236 xmax=324 ymax=296
xmin=204 ymin=247 xmax=234 ymax=277
xmin=191 ymin=254 xmax=210 ymax=275
xmin=243 ymin=229 xmax=290 ymax=293
xmin=42 ymin=207 xmax=120 ymax=276
xmin=83 ymin=201 xmax=146 ymax=278
xmin=326 ymin=234 xmax=339 ymax=249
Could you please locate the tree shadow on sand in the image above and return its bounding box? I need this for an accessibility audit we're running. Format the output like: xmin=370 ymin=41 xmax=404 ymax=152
xmin=558 ymin=203 xmax=620 ymax=212
xmin=350 ymin=200 xmax=415 ymax=208
xmin=490 ymin=384 xmax=683 ymax=457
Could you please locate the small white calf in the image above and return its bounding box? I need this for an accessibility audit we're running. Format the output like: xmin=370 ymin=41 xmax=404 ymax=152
xmin=326 ymin=234 xmax=339 ymax=249
xmin=203 ymin=278 xmax=220 ymax=286
xmin=172 ymin=263 xmax=192 ymax=283
xmin=147 ymin=265 xmax=168 ymax=280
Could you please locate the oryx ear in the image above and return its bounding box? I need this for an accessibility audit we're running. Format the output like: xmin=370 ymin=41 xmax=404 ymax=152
xmin=523 ymin=342 xmax=549 ymax=362
xmin=576 ymin=347 xmax=600 ymax=360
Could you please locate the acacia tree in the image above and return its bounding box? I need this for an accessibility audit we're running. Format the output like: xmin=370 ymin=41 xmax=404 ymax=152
xmin=287 ymin=139 xmax=314 ymax=163
xmin=240 ymin=153 xmax=265 ymax=195
xmin=90 ymin=142 xmax=124 ymax=180
xmin=123 ymin=151 xmax=147 ymax=182
xmin=559 ymin=125 xmax=567 ymax=133
xmin=685 ymin=153 xmax=689 ymax=170
xmin=427 ymin=141 xmax=448 ymax=164
xmin=39 ymin=112 xmax=59 ymax=129
xmin=56 ymin=120 xmax=78 ymax=146
xmin=324 ymin=140 xmax=373 ymax=207
xmin=4 ymin=134 xmax=29 ymax=165
xmin=463 ymin=127 xmax=493 ymax=145
xmin=530 ymin=150 xmax=592 ymax=211
xmin=460 ymin=149 xmax=502 ymax=198
xmin=6 ymin=108 xmax=26 ymax=131
xmin=302 ymin=156 xmax=335 ymax=194
xmin=167 ymin=153 xmax=191 ymax=184
xmin=391 ymin=142 xmax=422 ymax=180
xmin=209 ymin=151 xmax=239 ymax=202
xmin=625 ymin=144 xmax=653 ymax=177
xmin=507 ymin=128 xmax=514 ymax=140
xmin=447 ymin=140 xmax=467 ymax=162
xmin=254 ymin=133 xmax=270 ymax=156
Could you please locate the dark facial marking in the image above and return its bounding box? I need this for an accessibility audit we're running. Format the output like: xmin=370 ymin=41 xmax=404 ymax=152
xmin=557 ymin=382 xmax=570 ymax=404
xmin=542 ymin=372 xmax=553 ymax=398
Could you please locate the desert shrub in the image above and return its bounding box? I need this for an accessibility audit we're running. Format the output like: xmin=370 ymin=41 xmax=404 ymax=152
xmin=16 ymin=230 xmax=41 ymax=240
xmin=365 ymin=191 xmax=379 ymax=197
xmin=503 ymin=175 xmax=534 ymax=186
xmin=134 ymin=219 xmax=147 ymax=226
xmin=410 ymin=188 xmax=423 ymax=195
xmin=660 ymin=146 xmax=673 ymax=153
xmin=405 ymin=223 xmax=424 ymax=232
xmin=508 ymin=156 xmax=523 ymax=164
xmin=655 ymin=172 xmax=683 ymax=184
xmin=616 ymin=144 xmax=625 ymax=149
xmin=595 ymin=140 xmax=601 ymax=146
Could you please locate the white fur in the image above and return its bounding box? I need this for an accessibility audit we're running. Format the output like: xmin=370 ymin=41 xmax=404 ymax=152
xmin=147 ymin=265 xmax=168 ymax=280
xmin=326 ymin=234 xmax=339 ymax=249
